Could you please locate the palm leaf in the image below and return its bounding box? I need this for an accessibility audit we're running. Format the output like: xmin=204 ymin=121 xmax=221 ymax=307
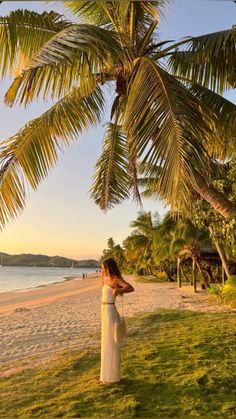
xmin=4 ymin=24 xmax=122 ymax=106
xmin=130 ymin=210 xmax=154 ymax=236
xmin=124 ymin=56 xmax=212 ymax=210
xmin=168 ymin=27 xmax=236 ymax=93
xmin=64 ymin=1 xmax=165 ymax=34
xmin=0 ymin=86 xmax=104 ymax=228
xmin=0 ymin=9 xmax=70 ymax=79
xmin=64 ymin=1 xmax=113 ymax=27
xmin=189 ymin=83 xmax=236 ymax=159
xmin=90 ymin=122 xmax=131 ymax=210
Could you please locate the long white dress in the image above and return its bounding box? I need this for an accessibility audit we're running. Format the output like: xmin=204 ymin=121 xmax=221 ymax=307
xmin=100 ymin=283 xmax=121 ymax=383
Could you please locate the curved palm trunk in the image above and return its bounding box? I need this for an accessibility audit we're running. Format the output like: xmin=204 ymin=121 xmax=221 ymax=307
xmin=195 ymin=258 xmax=210 ymax=289
xmin=180 ymin=265 xmax=189 ymax=282
xmin=192 ymin=171 xmax=236 ymax=219
xmin=208 ymin=226 xmax=231 ymax=278
xmin=214 ymin=241 xmax=231 ymax=279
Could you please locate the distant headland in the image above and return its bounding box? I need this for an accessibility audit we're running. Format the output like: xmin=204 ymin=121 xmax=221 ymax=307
xmin=0 ymin=252 xmax=99 ymax=268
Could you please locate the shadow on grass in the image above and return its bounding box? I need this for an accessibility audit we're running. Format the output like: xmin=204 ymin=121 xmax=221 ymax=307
xmin=1 ymin=310 xmax=236 ymax=417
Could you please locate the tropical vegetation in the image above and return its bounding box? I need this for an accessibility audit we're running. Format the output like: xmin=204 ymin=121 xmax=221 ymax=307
xmin=0 ymin=1 xmax=235 ymax=231
xmin=102 ymin=209 xmax=236 ymax=306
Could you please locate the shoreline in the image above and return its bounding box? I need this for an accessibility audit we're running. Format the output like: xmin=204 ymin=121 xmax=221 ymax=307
xmin=0 ymin=270 xmax=98 ymax=295
xmin=0 ymin=273 xmax=100 ymax=315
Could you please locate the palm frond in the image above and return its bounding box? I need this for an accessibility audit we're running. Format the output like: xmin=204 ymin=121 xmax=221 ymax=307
xmin=64 ymin=1 xmax=166 ymax=34
xmin=124 ymin=233 xmax=149 ymax=249
xmin=124 ymin=56 xmax=211 ymax=211
xmin=0 ymin=86 xmax=104 ymax=228
xmin=90 ymin=122 xmax=131 ymax=210
xmin=4 ymin=24 xmax=122 ymax=106
xmin=128 ymin=154 xmax=143 ymax=207
xmin=0 ymin=9 xmax=70 ymax=79
xmin=130 ymin=210 xmax=154 ymax=236
xmin=168 ymin=27 xmax=236 ymax=93
xmin=189 ymin=83 xmax=236 ymax=159
xmin=64 ymin=1 xmax=113 ymax=27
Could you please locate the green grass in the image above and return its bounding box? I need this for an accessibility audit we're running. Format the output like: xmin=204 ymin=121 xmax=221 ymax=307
xmin=135 ymin=275 xmax=167 ymax=283
xmin=0 ymin=309 xmax=236 ymax=417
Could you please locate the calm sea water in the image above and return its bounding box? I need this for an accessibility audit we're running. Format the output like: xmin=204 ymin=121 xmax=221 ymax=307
xmin=0 ymin=266 xmax=98 ymax=293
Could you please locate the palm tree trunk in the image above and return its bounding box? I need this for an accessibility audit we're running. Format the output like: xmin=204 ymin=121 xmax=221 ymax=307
xmin=208 ymin=226 xmax=231 ymax=278
xmin=180 ymin=265 xmax=188 ymax=283
xmin=192 ymin=259 xmax=197 ymax=293
xmin=192 ymin=171 xmax=236 ymax=219
xmin=203 ymin=266 xmax=214 ymax=284
xmin=222 ymin=264 xmax=226 ymax=286
xmin=215 ymin=241 xmax=231 ymax=278
xmin=195 ymin=258 xmax=210 ymax=289
xmin=177 ymin=257 xmax=182 ymax=288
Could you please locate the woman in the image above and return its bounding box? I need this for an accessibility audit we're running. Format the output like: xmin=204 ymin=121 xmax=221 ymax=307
xmin=99 ymin=258 xmax=134 ymax=384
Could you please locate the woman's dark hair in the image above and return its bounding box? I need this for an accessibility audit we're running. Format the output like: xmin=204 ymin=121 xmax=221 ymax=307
xmin=103 ymin=258 xmax=122 ymax=279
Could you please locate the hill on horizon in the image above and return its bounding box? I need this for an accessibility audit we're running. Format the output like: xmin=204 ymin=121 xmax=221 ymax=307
xmin=0 ymin=252 xmax=99 ymax=268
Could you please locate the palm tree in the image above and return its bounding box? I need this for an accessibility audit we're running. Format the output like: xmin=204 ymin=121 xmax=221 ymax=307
xmin=153 ymin=214 xmax=213 ymax=291
xmin=107 ymin=237 xmax=115 ymax=251
xmin=123 ymin=211 xmax=159 ymax=275
xmin=0 ymin=2 xmax=235 ymax=228
xmin=138 ymin=160 xmax=234 ymax=278
xmin=101 ymin=239 xmax=125 ymax=268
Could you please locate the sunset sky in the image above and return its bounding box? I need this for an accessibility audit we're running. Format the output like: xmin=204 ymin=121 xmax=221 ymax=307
xmin=0 ymin=0 xmax=235 ymax=260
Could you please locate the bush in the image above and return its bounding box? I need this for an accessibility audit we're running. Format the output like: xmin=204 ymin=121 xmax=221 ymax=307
xmin=207 ymin=284 xmax=223 ymax=302
xmin=155 ymin=271 xmax=169 ymax=281
xmin=222 ymin=275 xmax=236 ymax=307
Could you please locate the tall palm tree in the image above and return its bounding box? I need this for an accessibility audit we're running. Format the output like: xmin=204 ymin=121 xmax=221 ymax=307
xmin=123 ymin=211 xmax=159 ymax=274
xmin=107 ymin=237 xmax=115 ymax=251
xmin=0 ymin=1 xmax=235 ymax=228
xmin=123 ymin=233 xmax=150 ymax=274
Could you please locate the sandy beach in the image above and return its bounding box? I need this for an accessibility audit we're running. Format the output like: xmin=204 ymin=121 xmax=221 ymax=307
xmin=0 ymin=274 xmax=231 ymax=376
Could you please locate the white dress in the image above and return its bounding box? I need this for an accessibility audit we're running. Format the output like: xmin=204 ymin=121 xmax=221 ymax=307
xmin=100 ymin=284 xmax=121 ymax=383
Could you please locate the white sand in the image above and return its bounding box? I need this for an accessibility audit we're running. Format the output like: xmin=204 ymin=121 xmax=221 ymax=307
xmin=0 ymin=275 xmax=231 ymax=376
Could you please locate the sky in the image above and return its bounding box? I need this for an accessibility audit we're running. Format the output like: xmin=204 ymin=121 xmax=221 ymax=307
xmin=0 ymin=0 xmax=235 ymax=260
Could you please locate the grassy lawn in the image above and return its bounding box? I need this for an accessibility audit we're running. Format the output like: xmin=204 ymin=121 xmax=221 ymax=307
xmin=135 ymin=275 xmax=168 ymax=283
xmin=0 ymin=309 xmax=236 ymax=418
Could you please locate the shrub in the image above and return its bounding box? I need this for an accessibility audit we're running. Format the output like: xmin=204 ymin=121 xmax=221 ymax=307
xmin=222 ymin=275 xmax=236 ymax=307
xmin=207 ymin=284 xmax=223 ymax=302
xmin=155 ymin=271 xmax=169 ymax=281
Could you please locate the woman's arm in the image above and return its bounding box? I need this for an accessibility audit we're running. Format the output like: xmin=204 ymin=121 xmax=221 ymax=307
xmin=112 ymin=277 xmax=134 ymax=295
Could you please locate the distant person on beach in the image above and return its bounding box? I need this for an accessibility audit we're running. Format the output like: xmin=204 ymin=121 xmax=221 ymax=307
xmin=99 ymin=258 xmax=134 ymax=384
xmin=82 ymin=273 xmax=85 ymax=279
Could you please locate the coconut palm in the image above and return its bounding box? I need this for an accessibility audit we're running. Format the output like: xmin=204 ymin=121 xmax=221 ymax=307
xmin=153 ymin=213 xmax=213 ymax=290
xmin=107 ymin=237 xmax=115 ymax=251
xmin=123 ymin=233 xmax=151 ymax=274
xmin=123 ymin=211 xmax=159 ymax=274
xmin=0 ymin=1 xmax=236 ymax=228
xmin=138 ymin=160 xmax=233 ymax=278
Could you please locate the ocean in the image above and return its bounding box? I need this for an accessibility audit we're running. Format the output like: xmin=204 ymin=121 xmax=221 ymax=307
xmin=0 ymin=266 xmax=98 ymax=293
